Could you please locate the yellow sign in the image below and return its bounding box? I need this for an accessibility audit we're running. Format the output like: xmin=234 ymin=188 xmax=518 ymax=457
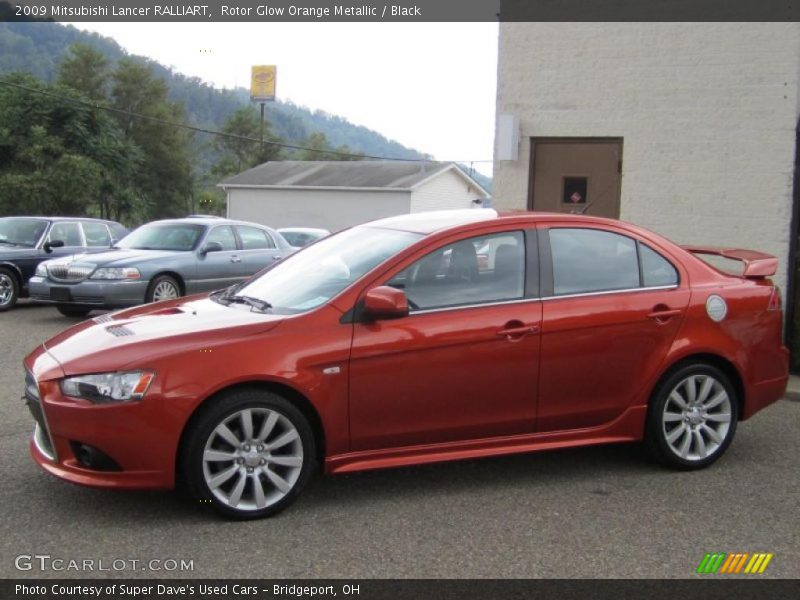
xmin=250 ymin=65 xmax=276 ymax=101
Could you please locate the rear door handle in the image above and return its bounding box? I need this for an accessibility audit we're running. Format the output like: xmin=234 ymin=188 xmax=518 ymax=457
xmin=272 ymin=255 xmax=282 ymax=261
xmin=230 ymin=256 xmax=242 ymax=263
xmin=497 ymin=324 xmax=539 ymax=338
xmin=647 ymin=308 xmax=682 ymax=320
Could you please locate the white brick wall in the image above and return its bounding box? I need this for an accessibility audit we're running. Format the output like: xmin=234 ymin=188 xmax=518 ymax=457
xmin=410 ymin=168 xmax=485 ymax=213
xmin=493 ymin=23 xmax=800 ymax=291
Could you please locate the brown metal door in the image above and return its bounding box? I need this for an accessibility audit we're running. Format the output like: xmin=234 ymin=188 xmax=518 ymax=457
xmin=529 ymin=138 xmax=622 ymax=218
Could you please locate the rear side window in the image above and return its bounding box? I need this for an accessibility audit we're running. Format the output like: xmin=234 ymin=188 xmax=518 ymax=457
xmin=640 ymin=244 xmax=678 ymax=287
xmin=550 ymin=228 xmax=639 ymax=295
xmin=82 ymin=222 xmax=111 ymax=247
xmin=48 ymin=222 xmax=83 ymax=247
xmin=237 ymin=226 xmax=275 ymax=250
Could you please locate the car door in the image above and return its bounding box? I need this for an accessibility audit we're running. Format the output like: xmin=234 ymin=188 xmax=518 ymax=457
xmin=536 ymin=226 xmax=691 ymax=432
xmin=348 ymin=229 xmax=542 ymax=451
xmin=193 ymin=225 xmax=246 ymax=293
xmin=235 ymin=225 xmax=285 ymax=275
xmin=80 ymin=221 xmax=114 ymax=253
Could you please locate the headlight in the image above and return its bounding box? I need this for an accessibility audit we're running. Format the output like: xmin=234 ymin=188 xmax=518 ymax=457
xmin=60 ymin=371 xmax=155 ymax=404
xmin=35 ymin=263 xmax=48 ymax=277
xmin=90 ymin=267 xmax=141 ymax=280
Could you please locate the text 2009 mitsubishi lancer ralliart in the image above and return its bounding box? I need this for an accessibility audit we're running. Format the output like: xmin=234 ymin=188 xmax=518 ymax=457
xmin=23 ymin=210 xmax=788 ymax=519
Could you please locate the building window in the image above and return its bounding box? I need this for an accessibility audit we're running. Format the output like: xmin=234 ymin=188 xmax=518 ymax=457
xmin=562 ymin=177 xmax=588 ymax=205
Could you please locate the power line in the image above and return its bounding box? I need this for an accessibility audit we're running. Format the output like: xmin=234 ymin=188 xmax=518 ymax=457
xmin=0 ymin=78 xmax=494 ymax=166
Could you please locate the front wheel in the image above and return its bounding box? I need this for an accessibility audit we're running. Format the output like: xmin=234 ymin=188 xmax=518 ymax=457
xmin=57 ymin=305 xmax=92 ymax=318
xmin=0 ymin=268 xmax=19 ymax=311
xmin=146 ymin=275 xmax=181 ymax=303
xmin=182 ymin=389 xmax=317 ymax=519
xmin=646 ymin=363 xmax=738 ymax=469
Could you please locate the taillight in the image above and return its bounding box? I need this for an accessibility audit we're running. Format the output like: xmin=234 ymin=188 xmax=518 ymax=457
xmin=768 ymin=286 xmax=782 ymax=311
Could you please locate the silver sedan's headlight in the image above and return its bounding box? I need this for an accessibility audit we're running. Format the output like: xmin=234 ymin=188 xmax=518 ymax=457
xmin=35 ymin=262 xmax=48 ymax=277
xmin=90 ymin=267 xmax=141 ymax=280
xmin=60 ymin=371 xmax=155 ymax=404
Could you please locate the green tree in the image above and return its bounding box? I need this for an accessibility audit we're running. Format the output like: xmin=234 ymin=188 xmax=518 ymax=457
xmin=213 ymin=106 xmax=282 ymax=177
xmin=57 ymin=43 xmax=110 ymax=100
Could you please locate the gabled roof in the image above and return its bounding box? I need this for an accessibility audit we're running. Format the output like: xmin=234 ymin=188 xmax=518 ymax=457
xmin=219 ymin=160 xmax=489 ymax=196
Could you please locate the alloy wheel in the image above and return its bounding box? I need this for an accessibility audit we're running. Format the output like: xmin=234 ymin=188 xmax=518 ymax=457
xmin=661 ymin=374 xmax=732 ymax=462
xmin=0 ymin=272 xmax=12 ymax=306
xmin=152 ymin=280 xmax=179 ymax=302
xmin=201 ymin=407 xmax=304 ymax=512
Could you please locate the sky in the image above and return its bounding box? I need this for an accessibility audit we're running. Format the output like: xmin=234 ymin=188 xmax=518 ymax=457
xmin=68 ymin=23 xmax=499 ymax=177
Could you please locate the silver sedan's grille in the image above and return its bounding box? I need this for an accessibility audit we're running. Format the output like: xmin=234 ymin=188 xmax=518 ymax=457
xmin=47 ymin=264 xmax=94 ymax=282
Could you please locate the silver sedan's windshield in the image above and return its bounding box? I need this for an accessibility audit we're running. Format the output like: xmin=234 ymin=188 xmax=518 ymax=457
xmin=116 ymin=223 xmax=205 ymax=251
xmin=228 ymin=226 xmax=421 ymax=314
xmin=0 ymin=218 xmax=48 ymax=247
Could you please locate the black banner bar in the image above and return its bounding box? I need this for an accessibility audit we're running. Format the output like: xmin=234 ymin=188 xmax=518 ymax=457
xmin=2 ymin=0 xmax=799 ymax=23
xmin=3 ymin=579 xmax=800 ymax=600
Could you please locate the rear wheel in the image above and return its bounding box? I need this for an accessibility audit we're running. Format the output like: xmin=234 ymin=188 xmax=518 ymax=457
xmin=646 ymin=363 xmax=738 ymax=469
xmin=56 ymin=305 xmax=92 ymax=318
xmin=146 ymin=275 xmax=181 ymax=303
xmin=0 ymin=268 xmax=19 ymax=311
xmin=182 ymin=389 xmax=317 ymax=519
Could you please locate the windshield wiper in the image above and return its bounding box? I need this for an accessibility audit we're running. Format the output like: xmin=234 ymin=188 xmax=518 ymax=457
xmin=226 ymin=295 xmax=272 ymax=313
xmin=0 ymin=240 xmax=20 ymax=246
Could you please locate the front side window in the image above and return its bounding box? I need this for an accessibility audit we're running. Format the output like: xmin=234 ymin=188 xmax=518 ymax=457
xmin=116 ymin=223 xmax=205 ymax=251
xmin=48 ymin=222 xmax=83 ymax=247
xmin=206 ymin=226 xmax=238 ymax=251
xmin=237 ymin=226 xmax=275 ymax=250
xmin=388 ymin=231 xmax=526 ymax=311
xmin=550 ymin=228 xmax=639 ymax=295
xmin=82 ymin=222 xmax=111 ymax=247
xmin=229 ymin=226 xmax=421 ymax=314
xmin=0 ymin=218 xmax=48 ymax=247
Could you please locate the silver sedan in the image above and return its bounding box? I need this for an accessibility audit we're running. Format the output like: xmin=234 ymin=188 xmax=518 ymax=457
xmin=28 ymin=217 xmax=293 ymax=317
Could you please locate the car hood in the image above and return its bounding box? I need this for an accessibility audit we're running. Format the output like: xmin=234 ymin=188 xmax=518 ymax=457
xmin=53 ymin=248 xmax=184 ymax=267
xmin=42 ymin=296 xmax=285 ymax=376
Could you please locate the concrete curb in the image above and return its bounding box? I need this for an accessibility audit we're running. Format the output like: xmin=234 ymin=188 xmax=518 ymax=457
xmin=785 ymin=375 xmax=800 ymax=402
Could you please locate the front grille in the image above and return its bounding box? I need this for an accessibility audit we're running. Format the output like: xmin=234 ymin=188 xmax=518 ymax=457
xmin=47 ymin=264 xmax=93 ymax=282
xmin=24 ymin=370 xmax=56 ymax=460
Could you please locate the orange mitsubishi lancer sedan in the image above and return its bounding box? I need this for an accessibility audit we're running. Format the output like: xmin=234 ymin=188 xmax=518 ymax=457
xmin=23 ymin=210 xmax=789 ymax=518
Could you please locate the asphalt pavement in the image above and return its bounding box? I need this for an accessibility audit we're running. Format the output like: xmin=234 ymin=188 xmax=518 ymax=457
xmin=1 ymin=301 xmax=798 ymax=579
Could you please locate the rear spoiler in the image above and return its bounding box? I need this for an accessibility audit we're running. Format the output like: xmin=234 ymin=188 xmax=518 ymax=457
xmin=681 ymin=245 xmax=777 ymax=279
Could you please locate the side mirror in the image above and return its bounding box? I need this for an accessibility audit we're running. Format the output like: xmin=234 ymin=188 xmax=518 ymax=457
xmin=363 ymin=286 xmax=409 ymax=320
xmin=200 ymin=241 xmax=224 ymax=256
xmin=44 ymin=239 xmax=65 ymax=253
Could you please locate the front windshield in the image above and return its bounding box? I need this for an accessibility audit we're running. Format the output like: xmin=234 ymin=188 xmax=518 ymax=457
xmin=116 ymin=223 xmax=205 ymax=251
xmin=0 ymin=218 xmax=48 ymax=247
xmin=230 ymin=226 xmax=422 ymax=314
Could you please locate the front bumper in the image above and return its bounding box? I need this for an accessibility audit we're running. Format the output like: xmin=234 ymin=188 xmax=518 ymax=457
xmin=28 ymin=276 xmax=149 ymax=308
xmin=24 ymin=349 xmax=179 ymax=490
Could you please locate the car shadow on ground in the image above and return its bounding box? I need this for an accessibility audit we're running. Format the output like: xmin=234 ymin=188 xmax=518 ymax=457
xmin=26 ymin=442 xmax=656 ymax=524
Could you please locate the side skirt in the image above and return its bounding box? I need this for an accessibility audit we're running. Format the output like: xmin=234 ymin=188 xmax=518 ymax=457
xmin=325 ymin=405 xmax=648 ymax=475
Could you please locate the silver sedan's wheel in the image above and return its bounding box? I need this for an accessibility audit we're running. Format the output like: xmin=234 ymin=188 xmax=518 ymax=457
xmin=0 ymin=269 xmax=19 ymax=311
xmin=646 ymin=363 xmax=738 ymax=470
xmin=183 ymin=389 xmax=316 ymax=519
xmin=202 ymin=408 xmax=304 ymax=512
xmin=146 ymin=275 xmax=181 ymax=303
xmin=662 ymin=374 xmax=732 ymax=462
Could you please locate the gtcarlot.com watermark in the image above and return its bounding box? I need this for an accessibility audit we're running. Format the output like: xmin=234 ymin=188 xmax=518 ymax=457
xmin=15 ymin=554 xmax=194 ymax=572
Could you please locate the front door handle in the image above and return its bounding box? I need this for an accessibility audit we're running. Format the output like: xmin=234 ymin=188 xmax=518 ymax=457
xmin=230 ymin=256 xmax=242 ymax=263
xmin=272 ymin=255 xmax=282 ymax=261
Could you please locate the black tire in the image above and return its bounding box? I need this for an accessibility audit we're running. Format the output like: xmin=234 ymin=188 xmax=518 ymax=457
xmin=0 ymin=267 xmax=19 ymax=312
xmin=56 ymin=305 xmax=92 ymax=318
xmin=181 ymin=388 xmax=317 ymax=519
xmin=145 ymin=275 xmax=181 ymax=303
xmin=645 ymin=362 xmax=738 ymax=470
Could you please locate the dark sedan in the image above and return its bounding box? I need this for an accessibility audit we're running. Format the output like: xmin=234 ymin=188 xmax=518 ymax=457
xmin=0 ymin=216 xmax=127 ymax=311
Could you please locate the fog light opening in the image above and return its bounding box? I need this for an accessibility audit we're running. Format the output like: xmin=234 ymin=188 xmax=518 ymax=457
xmin=69 ymin=441 xmax=122 ymax=472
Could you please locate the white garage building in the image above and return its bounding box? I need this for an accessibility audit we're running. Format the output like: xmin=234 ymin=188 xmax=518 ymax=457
xmin=220 ymin=160 xmax=490 ymax=232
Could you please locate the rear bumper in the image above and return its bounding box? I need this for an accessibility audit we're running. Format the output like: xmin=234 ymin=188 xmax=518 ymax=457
xmin=28 ymin=276 xmax=148 ymax=308
xmin=742 ymin=346 xmax=790 ymax=420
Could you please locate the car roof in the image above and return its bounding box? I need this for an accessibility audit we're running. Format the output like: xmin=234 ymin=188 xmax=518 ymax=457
xmin=144 ymin=217 xmax=277 ymax=230
xmin=362 ymin=209 xmax=626 ymax=235
xmin=0 ymin=216 xmax=120 ymax=224
xmin=278 ymin=227 xmax=330 ymax=234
